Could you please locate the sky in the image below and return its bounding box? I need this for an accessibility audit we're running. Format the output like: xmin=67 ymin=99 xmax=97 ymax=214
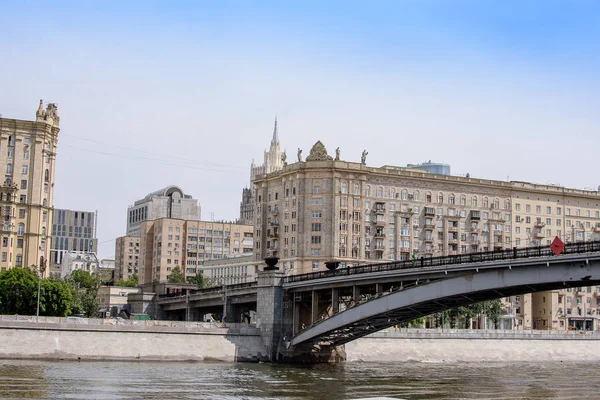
xmin=1 ymin=1 xmax=599 ymax=258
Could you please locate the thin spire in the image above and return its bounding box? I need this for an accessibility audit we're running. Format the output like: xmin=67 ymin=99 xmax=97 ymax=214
xmin=272 ymin=116 xmax=279 ymax=143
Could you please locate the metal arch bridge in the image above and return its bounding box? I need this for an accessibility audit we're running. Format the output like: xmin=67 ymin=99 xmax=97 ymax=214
xmin=288 ymin=241 xmax=600 ymax=347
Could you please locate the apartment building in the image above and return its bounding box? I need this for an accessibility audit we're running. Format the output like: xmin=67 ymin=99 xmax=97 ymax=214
xmin=126 ymin=186 xmax=200 ymax=237
xmin=139 ymin=219 xmax=253 ymax=285
xmin=253 ymin=141 xmax=600 ymax=330
xmin=49 ymin=209 xmax=98 ymax=277
xmin=0 ymin=100 xmax=59 ymax=274
xmin=115 ymin=236 xmax=140 ymax=282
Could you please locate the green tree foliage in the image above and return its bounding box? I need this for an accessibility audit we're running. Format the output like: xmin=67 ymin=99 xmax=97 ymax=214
xmin=116 ymin=273 xmax=138 ymax=287
xmin=167 ymin=266 xmax=186 ymax=283
xmin=39 ymin=278 xmax=73 ymax=317
xmin=0 ymin=267 xmax=37 ymax=315
xmin=80 ymin=290 xmax=99 ymax=318
xmin=187 ymin=272 xmax=209 ymax=289
xmin=0 ymin=267 xmax=74 ymax=317
xmin=68 ymin=269 xmax=96 ymax=289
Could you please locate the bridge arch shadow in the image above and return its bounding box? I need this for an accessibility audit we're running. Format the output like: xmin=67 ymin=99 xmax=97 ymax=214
xmin=291 ymin=258 xmax=600 ymax=347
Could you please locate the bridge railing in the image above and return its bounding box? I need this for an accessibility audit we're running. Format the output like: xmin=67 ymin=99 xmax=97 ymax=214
xmin=284 ymin=240 xmax=600 ymax=284
xmin=158 ymin=281 xmax=258 ymax=299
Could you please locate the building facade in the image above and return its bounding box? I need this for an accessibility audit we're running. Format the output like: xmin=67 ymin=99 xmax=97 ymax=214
xmin=198 ymin=254 xmax=260 ymax=286
xmin=49 ymin=209 xmax=98 ymax=277
xmin=139 ymin=219 xmax=253 ymax=285
xmin=115 ymin=236 xmax=140 ymax=282
xmin=126 ymin=186 xmax=200 ymax=237
xmin=0 ymin=100 xmax=59 ymax=274
xmin=253 ymin=141 xmax=600 ymax=330
xmin=60 ymin=250 xmax=99 ymax=279
xmin=239 ymin=118 xmax=284 ymax=225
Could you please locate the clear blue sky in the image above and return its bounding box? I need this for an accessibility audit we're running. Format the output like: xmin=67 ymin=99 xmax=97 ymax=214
xmin=1 ymin=1 xmax=599 ymax=258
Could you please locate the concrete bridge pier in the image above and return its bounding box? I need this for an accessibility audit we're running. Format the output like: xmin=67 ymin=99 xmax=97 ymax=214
xmin=255 ymin=261 xmax=346 ymax=363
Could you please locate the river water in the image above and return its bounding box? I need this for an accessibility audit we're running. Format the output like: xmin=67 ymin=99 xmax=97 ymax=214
xmin=0 ymin=360 xmax=598 ymax=399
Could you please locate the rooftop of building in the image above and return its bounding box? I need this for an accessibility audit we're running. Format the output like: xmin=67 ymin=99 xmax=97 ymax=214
xmin=131 ymin=185 xmax=194 ymax=206
xmin=254 ymin=141 xmax=600 ymax=199
xmin=63 ymin=251 xmax=99 ymax=262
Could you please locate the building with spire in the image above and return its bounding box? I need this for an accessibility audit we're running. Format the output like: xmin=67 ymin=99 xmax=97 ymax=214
xmin=0 ymin=100 xmax=59 ymax=274
xmin=239 ymin=118 xmax=284 ymax=225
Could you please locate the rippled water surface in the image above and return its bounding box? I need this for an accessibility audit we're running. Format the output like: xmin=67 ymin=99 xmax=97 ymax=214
xmin=0 ymin=360 xmax=598 ymax=399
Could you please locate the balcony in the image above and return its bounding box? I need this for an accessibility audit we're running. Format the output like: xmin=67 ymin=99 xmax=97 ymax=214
xmin=400 ymin=246 xmax=411 ymax=252
xmin=424 ymin=208 xmax=435 ymax=217
xmin=373 ymin=207 xmax=386 ymax=215
xmin=423 ymin=237 xmax=434 ymax=243
xmin=534 ymin=221 xmax=546 ymax=228
xmin=374 ymin=246 xmax=385 ymax=252
xmin=271 ymin=209 xmax=279 ymax=216
xmin=471 ymin=228 xmax=480 ymax=234
xmin=374 ymin=232 xmax=386 ymax=238
xmin=470 ymin=211 xmax=481 ymax=221
xmin=595 ymin=225 xmax=600 ymax=233
xmin=268 ymin=230 xmax=279 ymax=238
xmin=270 ymin=221 xmax=279 ymax=226
xmin=448 ymin=238 xmax=458 ymax=245
xmin=373 ymin=219 xmax=386 ymax=227
xmin=534 ymin=231 xmax=545 ymax=239
xmin=493 ymin=229 xmax=503 ymax=236
xmin=424 ymin=223 xmax=435 ymax=230
xmin=448 ymin=226 xmax=459 ymax=232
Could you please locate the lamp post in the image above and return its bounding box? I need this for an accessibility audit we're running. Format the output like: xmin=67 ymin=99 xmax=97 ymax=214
xmin=36 ymin=256 xmax=46 ymax=322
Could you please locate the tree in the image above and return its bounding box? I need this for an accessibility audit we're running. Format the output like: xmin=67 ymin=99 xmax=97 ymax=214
xmin=117 ymin=273 xmax=138 ymax=287
xmin=80 ymin=290 xmax=99 ymax=318
xmin=40 ymin=278 xmax=73 ymax=317
xmin=68 ymin=269 xmax=96 ymax=290
xmin=484 ymin=299 xmax=504 ymax=327
xmin=188 ymin=272 xmax=209 ymax=288
xmin=167 ymin=266 xmax=186 ymax=283
xmin=0 ymin=267 xmax=37 ymax=315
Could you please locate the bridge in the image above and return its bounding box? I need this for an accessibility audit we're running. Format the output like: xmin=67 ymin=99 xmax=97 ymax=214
xmin=150 ymin=240 xmax=600 ymax=362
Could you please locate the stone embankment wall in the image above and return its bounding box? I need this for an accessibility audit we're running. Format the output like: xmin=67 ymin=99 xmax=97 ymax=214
xmin=0 ymin=320 xmax=267 ymax=362
xmin=346 ymin=329 xmax=600 ymax=362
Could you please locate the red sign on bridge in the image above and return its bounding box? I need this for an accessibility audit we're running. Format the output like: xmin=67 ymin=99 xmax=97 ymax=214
xmin=550 ymin=236 xmax=565 ymax=256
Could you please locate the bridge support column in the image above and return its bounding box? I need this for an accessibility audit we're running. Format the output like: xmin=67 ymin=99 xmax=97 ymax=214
xmin=331 ymin=288 xmax=339 ymax=315
xmin=311 ymin=290 xmax=319 ymax=324
xmin=376 ymin=283 xmax=383 ymax=294
xmin=256 ymin=266 xmax=286 ymax=362
xmin=353 ymin=285 xmax=360 ymax=303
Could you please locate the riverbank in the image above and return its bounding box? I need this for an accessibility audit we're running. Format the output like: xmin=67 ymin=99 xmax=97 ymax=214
xmin=346 ymin=328 xmax=600 ymax=362
xmin=2 ymin=317 xmax=600 ymax=363
xmin=0 ymin=318 xmax=267 ymax=362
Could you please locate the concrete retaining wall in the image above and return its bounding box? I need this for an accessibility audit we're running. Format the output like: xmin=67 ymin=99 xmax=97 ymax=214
xmin=0 ymin=321 xmax=268 ymax=362
xmin=346 ymin=329 xmax=600 ymax=362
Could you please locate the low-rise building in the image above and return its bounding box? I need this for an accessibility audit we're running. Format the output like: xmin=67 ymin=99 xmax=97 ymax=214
xmin=198 ymin=254 xmax=260 ymax=286
xmin=97 ymin=286 xmax=141 ymax=316
xmin=60 ymin=251 xmax=99 ymax=278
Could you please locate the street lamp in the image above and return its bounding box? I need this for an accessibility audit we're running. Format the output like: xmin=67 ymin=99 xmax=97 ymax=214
xmin=36 ymin=255 xmax=46 ymax=322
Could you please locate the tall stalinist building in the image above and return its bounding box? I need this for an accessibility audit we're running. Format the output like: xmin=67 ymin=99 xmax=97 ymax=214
xmin=0 ymin=100 xmax=59 ymax=274
xmin=239 ymin=118 xmax=284 ymax=225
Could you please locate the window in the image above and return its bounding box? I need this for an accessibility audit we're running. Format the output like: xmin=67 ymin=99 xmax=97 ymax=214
xmin=472 ymin=196 xmax=478 ymax=207
xmin=19 ymin=195 xmax=26 ymax=203
xmin=21 ymin=165 xmax=28 ymax=174
xmin=5 ymin=164 xmax=12 ymax=175
xmin=311 ymin=236 xmax=321 ymax=244
xmin=354 ymin=184 xmax=360 ymax=195
xmin=20 ymin=180 xmax=27 ymax=189
xmin=449 ymin=194 xmax=455 ymax=204
xmin=401 ymin=190 xmax=408 ymax=200
xmin=8 ymin=136 xmax=14 ymax=146
xmin=311 ymin=223 xmax=321 ymax=232
xmin=19 ymin=209 xmax=25 ymax=218
xmin=438 ymin=193 xmax=443 ymax=204
xmin=17 ymin=224 xmax=24 ymax=235
xmin=312 ymin=262 xmax=319 ymax=270
xmin=15 ymin=254 xmax=22 ymax=266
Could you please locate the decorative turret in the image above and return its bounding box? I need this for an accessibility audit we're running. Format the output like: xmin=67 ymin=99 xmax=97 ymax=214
xmin=35 ymin=100 xmax=60 ymax=128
